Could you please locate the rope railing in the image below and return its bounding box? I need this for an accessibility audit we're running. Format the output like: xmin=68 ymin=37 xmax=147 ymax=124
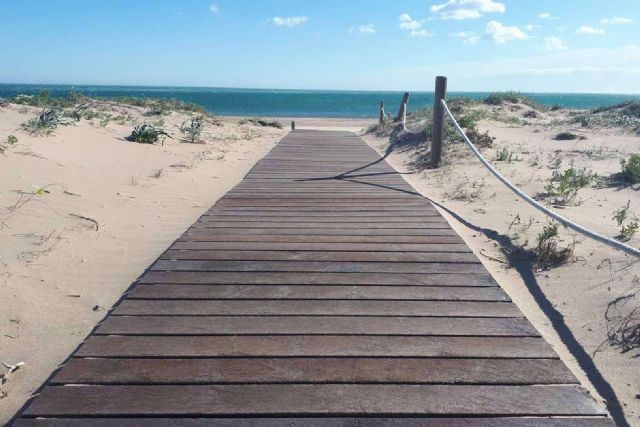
xmin=441 ymin=98 xmax=640 ymax=258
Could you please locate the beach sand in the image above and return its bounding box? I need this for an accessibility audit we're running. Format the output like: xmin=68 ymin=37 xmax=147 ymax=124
xmin=2 ymin=98 xmax=639 ymax=425
xmin=362 ymin=106 xmax=640 ymax=426
xmin=0 ymin=102 xmax=293 ymax=422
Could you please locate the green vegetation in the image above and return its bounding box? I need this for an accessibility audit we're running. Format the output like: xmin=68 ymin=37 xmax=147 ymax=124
xmin=571 ymin=100 xmax=640 ymax=130
xmin=113 ymin=96 xmax=206 ymax=114
xmin=21 ymin=108 xmax=69 ymax=135
xmin=544 ymin=163 xmax=597 ymax=205
xmin=554 ymin=132 xmax=585 ymax=141
xmin=66 ymin=104 xmax=90 ymax=122
xmin=495 ymin=147 xmax=518 ymax=162
xmin=126 ymin=124 xmax=172 ymax=145
xmin=535 ymin=222 xmax=574 ymax=268
xmin=180 ymin=116 xmax=206 ymax=143
xmin=483 ymin=91 xmax=545 ymax=110
xmin=7 ymin=135 xmax=18 ymax=145
xmin=619 ymin=154 xmax=640 ymax=184
xmin=612 ymin=201 xmax=639 ymax=241
xmin=240 ymin=118 xmax=284 ymax=129
xmin=465 ymin=127 xmax=495 ymax=148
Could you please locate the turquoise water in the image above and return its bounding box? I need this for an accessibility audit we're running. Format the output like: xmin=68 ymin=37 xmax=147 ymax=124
xmin=0 ymin=84 xmax=638 ymax=118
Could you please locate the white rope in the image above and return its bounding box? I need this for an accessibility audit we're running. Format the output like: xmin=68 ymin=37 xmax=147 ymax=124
xmin=441 ymin=99 xmax=640 ymax=257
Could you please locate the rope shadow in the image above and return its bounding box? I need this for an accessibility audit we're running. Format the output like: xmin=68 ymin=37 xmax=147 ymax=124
xmin=425 ymin=196 xmax=630 ymax=427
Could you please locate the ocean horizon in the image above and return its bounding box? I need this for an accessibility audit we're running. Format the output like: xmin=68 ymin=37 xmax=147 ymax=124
xmin=1 ymin=83 xmax=638 ymax=119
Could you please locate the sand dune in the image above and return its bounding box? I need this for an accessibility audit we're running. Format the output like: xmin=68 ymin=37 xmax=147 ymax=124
xmin=0 ymin=101 xmax=289 ymax=422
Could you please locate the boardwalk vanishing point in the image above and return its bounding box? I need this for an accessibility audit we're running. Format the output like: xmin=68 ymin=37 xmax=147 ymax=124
xmin=14 ymin=130 xmax=615 ymax=426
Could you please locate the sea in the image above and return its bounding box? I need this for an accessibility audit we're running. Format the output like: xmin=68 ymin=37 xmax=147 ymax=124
xmin=0 ymin=84 xmax=638 ymax=118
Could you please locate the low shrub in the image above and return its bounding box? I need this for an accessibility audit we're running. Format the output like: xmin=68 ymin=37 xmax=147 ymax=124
xmin=495 ymin=147 xmax=518 ymax=162
xmin=21 ymin=108 xmax=68 ymax=135
xmin=554 ymin=132 xmax=585 ymax=141
xmin=466 ymin=127 xmax=495 ymax=149
xmin=126 ymin=124 xmax=172 ymax=145
xmin=66 ymin=104 xmax=89 ymax=122
xmin=180 ymin=116 xmax=206 ymax=143
xmin=7 ymin=135 xmax=18 ymax=145
xmin=544 ymin=165 xmax=597 ymax=205
xmin=483 ymin=91 xmax=545 ymax=110
xmin=243 ymin=118 xmax=283 ymax=129
xmin=523 ymin=110 xmax=538 ymax=118
xmin=612 ymin=201 xmax=639 ymax=241
xmin=535 ymin=222 xmax=574 ymax=268
xmin=619 ymin=154 xmax=640 ymax=184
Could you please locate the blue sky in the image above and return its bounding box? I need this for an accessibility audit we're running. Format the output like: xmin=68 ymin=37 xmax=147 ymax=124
xmin=1 ymin=0 xmax=639 ymax=93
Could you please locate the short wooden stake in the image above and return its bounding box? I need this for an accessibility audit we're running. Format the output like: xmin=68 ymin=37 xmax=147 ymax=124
xmin=379 ymin=100 xmax=385 ymax=124
xmin=394 ymin=92 xmax=410 ymax=122
xmin=430 ymin=76 xmax=447 ymax=168
xmin=291 ymin=121 xmax=296 ymax=131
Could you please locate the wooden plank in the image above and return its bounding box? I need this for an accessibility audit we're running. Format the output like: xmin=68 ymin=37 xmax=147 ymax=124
xmin=180 ymin=234 xmax=465 ymax=244
xmin=127 ymin=284 xmax=510 ymax=301
xmin=150 ymin=260 xmax=485 ymax=274
xmin=190 ymin=222 xmax=450 ymax=229
xmin=23 ymin=384 xmax=604 ymax=417
xmin=95 ymin=316 xmax=538 ymax=336
xmin=51 ymin=357 xmax=576 ymax=385
xmin=137 ymin=271 xmax=497 ymax=287
xmin=11 ymin=417 xmax=617 ymax=426
xmin=170 ymin=241 xmax=472 ymax=252
xmin=160 ymin=250 xmax=480 ymax=263
xmin=198 ymin=216 xmax=447 ymax=223
xmin=112 ymin=300 xmax=521 ymax=317
xmin=183 ymin=228 xmax=459 ymax=236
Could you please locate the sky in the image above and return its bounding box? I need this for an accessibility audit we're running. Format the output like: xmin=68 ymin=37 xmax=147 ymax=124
xmin=0 ymin=0 xmax=639 ymax=93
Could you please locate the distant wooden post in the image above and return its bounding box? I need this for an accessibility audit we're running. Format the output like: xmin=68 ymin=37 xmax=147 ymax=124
xmin=401 ymin=102 xmax=407 ymax=129
xmin=291 ymin=121 xmax=296 ymax=131
xmin=394 ymin=92 xmax=410 ymax=122
xmin=430 ymin=76 xmax=447 ymax=168
xmin=379 ymin=100 xmax=385 ymax=124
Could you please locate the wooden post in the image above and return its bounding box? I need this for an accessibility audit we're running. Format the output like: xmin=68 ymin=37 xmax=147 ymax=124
xmin=401 ymin=102 xmax=407 ymax=129
xmin=379 ymin=100 xmax=385 ymax=124
xmin=291 ymin=121 xmax=295 ymax=131
xmin=430 ymin=76 xmax=447 ymax=168
xmin=394 ymin=92 xmax=410 ymax=122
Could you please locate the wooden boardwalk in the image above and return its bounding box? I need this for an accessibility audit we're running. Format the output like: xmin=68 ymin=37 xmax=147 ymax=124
xmin=15 ymin=130 xmax=614 ymax=426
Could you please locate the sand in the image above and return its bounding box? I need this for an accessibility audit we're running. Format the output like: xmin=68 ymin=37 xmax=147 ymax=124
xmin=2 ymin=98 xmax=638 ymax=425
xmin=0 ymin=102 xmax=291 ymax=422
xmin=362 ymin=106 xmax=640 ymax=427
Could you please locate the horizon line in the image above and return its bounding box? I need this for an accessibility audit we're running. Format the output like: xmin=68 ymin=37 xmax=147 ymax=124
xmin=1 ymin=81 xmax=640 ymax=97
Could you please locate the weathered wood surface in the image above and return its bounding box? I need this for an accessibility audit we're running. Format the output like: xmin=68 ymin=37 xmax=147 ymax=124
xmin=14 ymin=130 xmax=612 ymax=425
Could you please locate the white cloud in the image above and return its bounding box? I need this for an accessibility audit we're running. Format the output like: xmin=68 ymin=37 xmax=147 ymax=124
xmin=209 ymin=4 xmax=220 ymax=14
xmin=524 ymin=24 xmax=540 ymax=32
xmin=269 ymin=16 xmax=308 ymax=27
xmin=349 ymin=24 xmax=376 ymax=35
xmin=576 ymin=25 xmax=605 ymax=35
xmin=486 ymin=21 xmax=528 ymax=44
xmin=601 ymin=17 xmax=633 ymax=25
xmin=431 ymin=0 xmax=505 ymax=20
xmin=538 ymin=12 xmax=557 ymax=20
xmin=453 ymin=31 xmax=480 ymax=44
xmin=541 ymin=36 xmax=567 ymax=51
xmin=398 ymin=14 xmax=432 ymax=38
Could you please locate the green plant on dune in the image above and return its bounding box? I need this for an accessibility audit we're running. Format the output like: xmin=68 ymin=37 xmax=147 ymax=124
xmin=535 ymin=222 xmax=574 ymax=268
xmin=544 ymin=163 xmax=597 ymax=205
xmin=7 ymin=135 xmax=18 ymax=145
xmin=66 ymin=104 xmax=90 ymax=122
xmin=612 ymin=201 xmax=639 ymax=241
xmin=180 ymin=116 xmax=206 ymax=143
xmin=495 ymin=147 xmax=518 ymax=162
xmin=21 ymin=108 xmax=69 ymax=135
xmin=619 ymin=154 xmax=640 ymax=184
xmin=483 ymin=91 xmax=545 ymax=111
xmin=126 ymin=124 xmax=172 ymax=145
